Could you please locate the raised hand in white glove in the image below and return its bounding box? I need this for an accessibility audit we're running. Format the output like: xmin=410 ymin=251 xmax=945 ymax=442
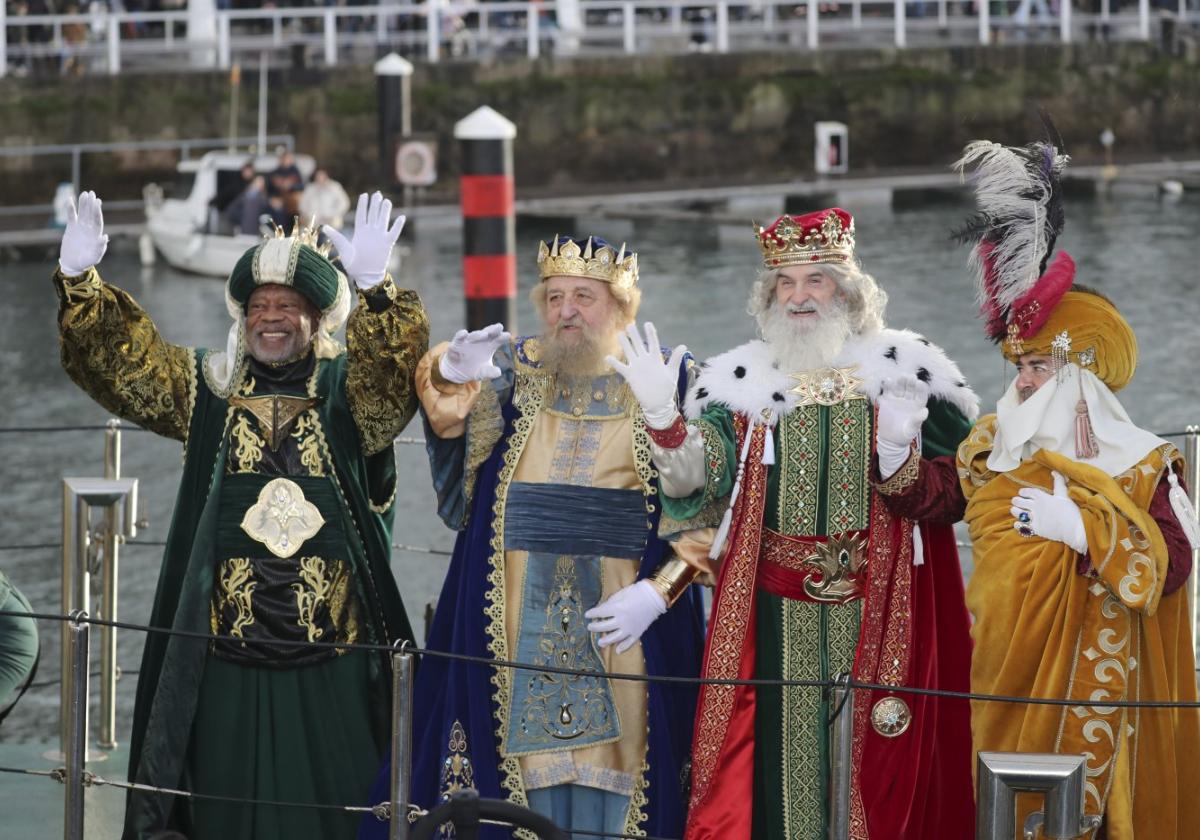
xmin=322 ymin=191 xmax=405 ymax=290
xmin=605 ymin=322 xmax=686 ymax=430
xmin=876 ymin=375 xmax=930 ymax=479
xmin=59 ymin=191 xmax=109 ymax=277
xmin=584 ymin=580 xmax=667 ymax=655
xmin=1011 ymin=471 xmax=1088 ymax=554
xmin=439 ymin=323 xmax=511 ymax=383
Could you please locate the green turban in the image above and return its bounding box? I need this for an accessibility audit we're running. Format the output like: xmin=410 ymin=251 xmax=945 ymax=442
xmin=228 ymin=236 xmax=343 ymax=313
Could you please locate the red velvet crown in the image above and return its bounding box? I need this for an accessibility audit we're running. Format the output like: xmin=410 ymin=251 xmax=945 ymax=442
xmin=755 ymin=208 xmax=856 ymax=268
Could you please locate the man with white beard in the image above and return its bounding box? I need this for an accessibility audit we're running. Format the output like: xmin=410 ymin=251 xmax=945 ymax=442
xmin=608 ymin=209 xmax=979 ymax=839
xmin=360 ymin=235 xmax=706 ymax=840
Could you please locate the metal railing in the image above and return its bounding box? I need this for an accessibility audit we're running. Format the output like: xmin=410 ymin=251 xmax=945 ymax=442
xmin=3 ymin=0 xmax=1195 ymax=79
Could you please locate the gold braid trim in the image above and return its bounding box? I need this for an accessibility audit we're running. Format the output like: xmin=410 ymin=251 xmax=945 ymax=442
xmin=875 ymin=448 xmax=920 ymax=496
xmin=346 ymin=285 xmax=430 ymax=456
xmin=485 ymin=371 xmax=546 ymax=825
xmin=368 ymin=480 xmax=397 ymax=515
xmin=58 ymin=266 xmax=103 ymax=302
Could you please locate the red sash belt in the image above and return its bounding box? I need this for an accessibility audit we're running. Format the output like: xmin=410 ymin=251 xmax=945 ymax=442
xmin=758 ymin=528 xmax=868 ymax=605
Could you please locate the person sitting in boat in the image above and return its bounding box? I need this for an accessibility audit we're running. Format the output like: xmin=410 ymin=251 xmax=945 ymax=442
xmin=269 ymin=149 xmax=306 ymax=221
xmin=876 ymin=136 xmax=1200 ymax=838
xmin=52 ymin=190 xmax=429 ymax=840
xmin=226 ymin=173 xmax=272 ymax=236
xmin=300 ymin=167 xmax=352 ymax=230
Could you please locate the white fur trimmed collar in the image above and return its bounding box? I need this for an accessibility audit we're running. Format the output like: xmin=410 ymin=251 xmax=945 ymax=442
xmin=684 ymin=329 xmax=979 ymax=421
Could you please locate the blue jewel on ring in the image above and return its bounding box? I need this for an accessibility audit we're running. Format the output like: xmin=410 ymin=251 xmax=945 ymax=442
xmin=1017 ymin=512 xmax=1031 ymax=524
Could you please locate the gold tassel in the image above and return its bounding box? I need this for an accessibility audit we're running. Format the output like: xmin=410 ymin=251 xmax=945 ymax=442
xmin=1074 ymin=397 xmax=1099 ymax=459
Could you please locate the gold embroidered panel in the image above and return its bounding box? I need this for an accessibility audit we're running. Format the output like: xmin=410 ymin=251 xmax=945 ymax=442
xmin=778 ymin=404 xmax=822 ymax=535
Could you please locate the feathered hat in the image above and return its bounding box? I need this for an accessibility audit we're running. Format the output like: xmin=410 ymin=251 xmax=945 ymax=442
xmin=953 ymin=130 xmax=1074 ymax=352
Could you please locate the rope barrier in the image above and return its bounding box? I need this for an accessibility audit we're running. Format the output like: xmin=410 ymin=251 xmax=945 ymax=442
xmin=0 ymin=764 xmax=673 ymax=839
xmin=0 ymin=424 xmax=425 ymax=445
xmin=0 ymin=540 xmax=450 ymax=555
xmin=3 ymin=608 xmax=1198 ymax=709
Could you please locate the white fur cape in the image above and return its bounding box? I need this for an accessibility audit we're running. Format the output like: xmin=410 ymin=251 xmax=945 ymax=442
xmin=683 ymin=329 xmax=980 ymax=422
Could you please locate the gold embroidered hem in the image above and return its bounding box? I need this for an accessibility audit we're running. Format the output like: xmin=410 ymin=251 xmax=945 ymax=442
xmin=875 ymin=448 xmax=920 ymax=495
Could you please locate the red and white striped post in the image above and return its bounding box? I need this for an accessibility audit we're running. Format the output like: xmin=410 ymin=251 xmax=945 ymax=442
xmin=454 ymin=106 xmax=518 ymax=332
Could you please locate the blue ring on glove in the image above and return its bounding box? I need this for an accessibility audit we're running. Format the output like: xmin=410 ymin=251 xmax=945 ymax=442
xmin=1018 ymin=525 xmax=1034 ymax=538
xmin=1017 ymin=512 xmax=1031 ymax=524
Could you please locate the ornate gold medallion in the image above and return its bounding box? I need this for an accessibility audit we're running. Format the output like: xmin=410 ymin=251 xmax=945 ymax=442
xmin=239 ymin=477 xmax=325 ymax=558
xmin=871 ymin=696 xmax=912 ymax=737
xmin=802 ymin=532 xmax=868 ymax=603
xmin=788 ymin=365 xmax=864 ymax=406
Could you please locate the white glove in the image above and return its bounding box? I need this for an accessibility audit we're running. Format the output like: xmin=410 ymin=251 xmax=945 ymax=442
xmin=876 ymin=375 xmax=929 ymax=478
xmin=322 ymin=191 xmax=405 ymax=290
xmin=439 ymin=323 xmax=511 ymax=383
xmin=605 ymin=322 xmax=686 ymax=430
xmin=59 ymin=191 xmax=109 ymax=277
xmin=584 ymin=580 xmax=667 ymax=655
xmin=1011 ymin=471 xmax=1087 ymax=554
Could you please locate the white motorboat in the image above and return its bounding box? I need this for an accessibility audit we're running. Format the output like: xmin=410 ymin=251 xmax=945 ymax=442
xmin=143 ymin=150 xmax=316 ymax=278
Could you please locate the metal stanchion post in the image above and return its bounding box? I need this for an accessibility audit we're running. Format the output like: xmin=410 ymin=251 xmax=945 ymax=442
xmin=99 ymin=420 xmax=122 ymax=749
xmin=1184 ymin=426 xmax=1199 ymax=657
xmin=55 ymin=477 xmax=138 ymax=763
xmin=59 ymin=483 xmax=91 ymax=763
xmin=64 ymin=614 xmax=90 ymax=840
xmin=828 ymin=675 xmax=854 ymax=840
xmin=975 ymin=752 xmax=1100 ymax=840
xmin=389 ymin=646 xmax=416 ymax=840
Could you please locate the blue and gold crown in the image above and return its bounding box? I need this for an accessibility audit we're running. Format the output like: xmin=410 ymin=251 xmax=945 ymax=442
xmin=536 ymin=235 xmax=638 ymax=290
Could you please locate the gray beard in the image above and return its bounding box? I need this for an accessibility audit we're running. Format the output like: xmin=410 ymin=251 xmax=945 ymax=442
xmin=757 ymin=300 xmax=853 ymax=373
xmin=539 ymin=325 xmax=619 ymax=377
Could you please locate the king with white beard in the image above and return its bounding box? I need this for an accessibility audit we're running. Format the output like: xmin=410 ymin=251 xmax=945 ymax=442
xmin=607 ymin=208 xmax=980 ymax=840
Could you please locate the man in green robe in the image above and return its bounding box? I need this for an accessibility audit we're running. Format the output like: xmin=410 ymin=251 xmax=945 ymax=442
xmin=53 ymin=191 xmax=429 ymax=840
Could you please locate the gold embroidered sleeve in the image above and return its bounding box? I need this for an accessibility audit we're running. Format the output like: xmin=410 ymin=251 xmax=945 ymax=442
xmin=345 ymin=278 xmax=431 ymax=456
xmin=54 ymin=268 xmax=196 ymax=442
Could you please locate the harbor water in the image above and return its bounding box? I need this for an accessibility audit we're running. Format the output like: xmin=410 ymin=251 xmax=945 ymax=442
xmin=1 ymin=191 xmax=1198 ymax=752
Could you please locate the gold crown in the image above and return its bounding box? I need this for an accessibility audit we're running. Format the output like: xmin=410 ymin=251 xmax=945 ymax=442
xmin=755 ymin=210 xmax=856 ymax=268
xmin=536 ymin=236 xmax=638 ymax=290
xmin=266 ymin=217 xmax=334 ymax=259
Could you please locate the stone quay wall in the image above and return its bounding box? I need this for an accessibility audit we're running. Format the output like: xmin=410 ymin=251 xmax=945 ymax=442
xmin=1 ymin=42 xmax=1197 ymax=205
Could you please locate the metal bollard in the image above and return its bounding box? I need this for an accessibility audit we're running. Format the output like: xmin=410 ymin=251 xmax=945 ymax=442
xmin=454 ymin=105 xmax=517 ymax=333
xmin=58 ymin=476 xmax=138 ymax=761
xmin=389 ymin=645 xmax=416 ymax=840
xmin=975 ymin=752 xmax=1101 ymax=840
xmin=827 ymin=675 xmax=854 ymax=840
xmin=64 ymin=613 xmax=90 ymax=840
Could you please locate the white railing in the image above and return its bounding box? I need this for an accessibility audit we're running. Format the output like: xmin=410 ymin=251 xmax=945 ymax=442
xmin=1 ymin=0 xmax=1194 ymax=78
